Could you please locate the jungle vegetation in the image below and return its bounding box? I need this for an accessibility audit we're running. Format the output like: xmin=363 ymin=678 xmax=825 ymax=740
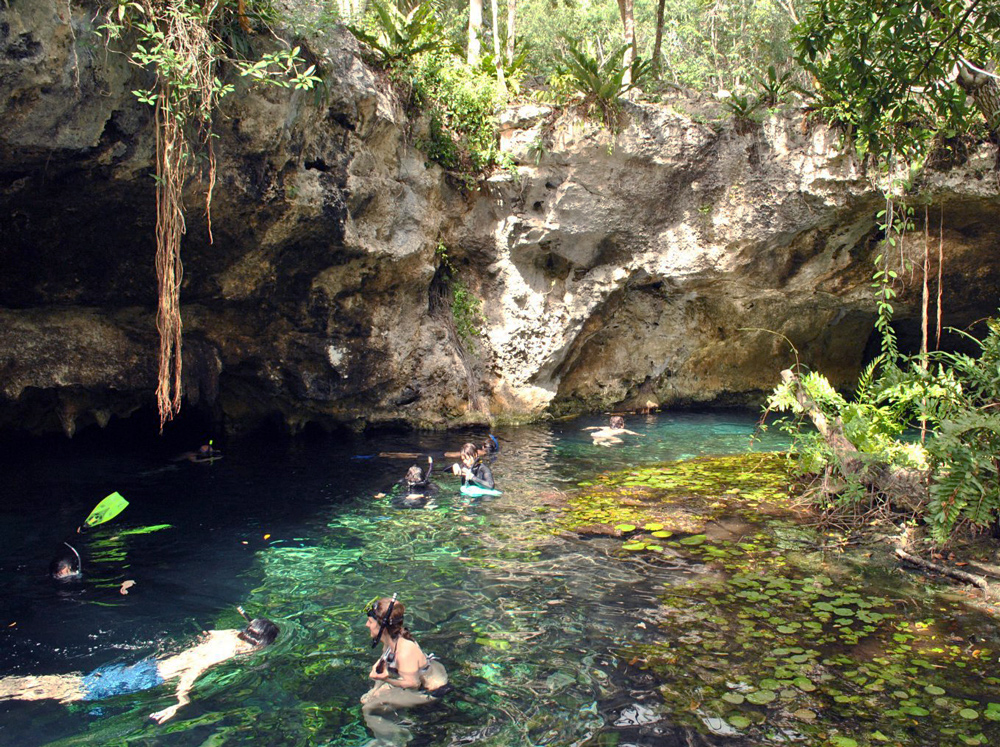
xmin=99 ymin=1 xmax=1000 ymax=544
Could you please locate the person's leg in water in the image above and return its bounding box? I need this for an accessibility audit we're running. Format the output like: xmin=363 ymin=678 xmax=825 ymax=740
xmin=361 ymin=682 xmax=437 ymax=745
xmin=0 ymin=674 xmax=84 ymax=704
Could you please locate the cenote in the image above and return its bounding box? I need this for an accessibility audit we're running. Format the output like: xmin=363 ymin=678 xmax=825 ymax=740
xmin=2 ymin=412 xmax=999 ymax=747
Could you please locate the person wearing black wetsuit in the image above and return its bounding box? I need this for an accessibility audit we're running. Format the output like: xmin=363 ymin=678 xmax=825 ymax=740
xmin=451 ymin=442 xmax=495 ymax=490
xmin=394 ymin=457 xmax=437 ymax=508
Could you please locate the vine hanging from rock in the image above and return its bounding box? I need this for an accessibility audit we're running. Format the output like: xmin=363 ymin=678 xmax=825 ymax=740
xmin=100 ymin=0 xmax=320 ymax=429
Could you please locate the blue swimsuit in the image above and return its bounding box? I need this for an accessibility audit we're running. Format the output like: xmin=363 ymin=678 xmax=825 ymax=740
xmin=80 ymin=658 xmax=164 ymax=701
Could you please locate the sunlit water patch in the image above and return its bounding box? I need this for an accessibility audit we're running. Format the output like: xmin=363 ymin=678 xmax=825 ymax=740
xmin=0 ymin=412 xmax=997 ymax=746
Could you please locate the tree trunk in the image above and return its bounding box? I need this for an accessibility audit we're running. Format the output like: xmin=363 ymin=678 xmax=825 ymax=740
xmin=616 ymin=0 xmax=635 ymax=87
xmin=490 ymin=0 xmax=506 ymax=93
xmin=957 ymin=61 xmax=1000 ymax=147
xmin=468 ymin=0 xmax=483 ymax=66
xmin=505 ymin=0 xmax=516 ymax=66
xmin=652 ymin=0 xmax=665 ymax=80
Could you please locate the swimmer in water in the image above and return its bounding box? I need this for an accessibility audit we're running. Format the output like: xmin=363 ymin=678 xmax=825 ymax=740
xmin=0 ymin=608 xmax=278 ymax=724
xmin=361 ymin=596 xmax=448 ymax=744
xmin=583 ymin=415 xmax=643 ymax=446
xmin=49 ymin=542 xmax=83 ymax=580
xmin=451 ymin=442 xmax=495 ymax=490
xmin=172 ymin=442 xmax=222 ymax=464
xmin=395 ymin=457 xmax=437 ymax=508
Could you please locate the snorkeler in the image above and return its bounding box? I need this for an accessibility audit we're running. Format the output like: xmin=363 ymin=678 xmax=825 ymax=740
xmin=451 ymin=442 xmax=495 ymax=490
xmin=49 ymin=542 xmax=82 ymax=580
xmin=0 ymin=607 xmax=279 ymax=724
xmin=583 ymin=415 xmax=643 ymax=447
xmin=480 ymin=434 xmax=500 ymax=458
xmin=394 ymin=457 xmax=437 ymax=509
xmin=172 ymin=442 xmax=222 ymax=464
xmin=361 ymin=595 xmax=448 ymax=743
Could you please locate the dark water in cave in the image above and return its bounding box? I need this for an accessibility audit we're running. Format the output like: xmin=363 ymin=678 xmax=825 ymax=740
xmin=1 ymin=412 xmax=998 ymax=747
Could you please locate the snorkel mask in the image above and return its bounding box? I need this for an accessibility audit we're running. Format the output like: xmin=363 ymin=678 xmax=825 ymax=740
xmin=365 ymin=593 xmax=398 ymax=648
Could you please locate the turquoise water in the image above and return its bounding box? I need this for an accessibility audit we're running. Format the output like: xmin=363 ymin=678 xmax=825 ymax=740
xmin=8 ymin=411 xmax=998 ymax=746
xmin=0 ymin=412 xmax=784 ymax=746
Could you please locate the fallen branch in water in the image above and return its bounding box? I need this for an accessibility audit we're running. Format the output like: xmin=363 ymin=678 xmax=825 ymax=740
xmin=892 ymin=525 xmax=993 ymax=599
xmin=894 ymin=547 xmax=992 ymax=598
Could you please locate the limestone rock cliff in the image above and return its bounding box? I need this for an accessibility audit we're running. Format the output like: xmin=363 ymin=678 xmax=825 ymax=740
xmin=2 ymin=1 xmax=999 ymax=436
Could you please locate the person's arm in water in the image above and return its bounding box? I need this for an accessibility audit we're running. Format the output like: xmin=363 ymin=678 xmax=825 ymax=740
xmin=149 ymin=631 xmax=234 ymax=724
xmin=149 ymin=667 xmax=200 ymax=724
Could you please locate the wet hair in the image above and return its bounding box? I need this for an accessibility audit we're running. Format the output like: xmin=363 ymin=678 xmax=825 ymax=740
xmin=50 ymin=543 xmax=81 ymax=579
xmin=482 ymin=435 xmax=499 ymax=454
xmin=370 ymin=597 xmax=414 ymax=641
xmin=459 ymin=443 xmax=479 ymax=462
xmin=404 ymin=465 xmax=425 ymax=486
xmin=238 ymin=618 xmax=280 ymax=650
xmin=609 ymin=416 xmax=625 ymax=429
xmin=50 ymin=558 xmax=77 ymax=579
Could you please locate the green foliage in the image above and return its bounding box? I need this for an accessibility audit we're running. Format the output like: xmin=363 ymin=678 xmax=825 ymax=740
xmin=554 ymin=36 xmax=652 ymax=126
xmin=346 ymin=0 xmax=448 ymax=65
xmin=450 ymin=280 xmax=486 ymax=345
xmin=436 ymin=243 xmax=486 ymax=346
xmin=795 ymin=0 xmax=996 ymax=166
xmin=755 ymin=64 xmax=791 ymax=108
xmin=101 ymin=1 xmax=320 ymax=120
xmin=921 ymin=320 xmax=1000 ymax=542
xmin=406 ymin=51 xmax=503 ymax=173
xmin=767 ymin=313 xmax=1000 ymax=543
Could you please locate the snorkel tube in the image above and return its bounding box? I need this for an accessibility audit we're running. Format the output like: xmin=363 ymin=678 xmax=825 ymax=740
xmin=63 ymin=542 xmax=82 ymax=574
xmin=237 ymin=605 xmax=253 ymax=623
xmin=371 ymin=593 xmax=397 ymax=649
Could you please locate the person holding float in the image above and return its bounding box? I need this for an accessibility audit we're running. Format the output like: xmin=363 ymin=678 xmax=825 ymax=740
xmin=451 ymin=442 xmax=501 ymax=497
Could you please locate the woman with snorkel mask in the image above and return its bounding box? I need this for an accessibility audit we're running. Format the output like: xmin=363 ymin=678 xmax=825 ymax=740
xmin=361 ymin=595 xmax=448 ymax=744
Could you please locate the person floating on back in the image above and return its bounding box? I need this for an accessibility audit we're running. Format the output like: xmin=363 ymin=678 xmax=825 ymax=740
xmin=0 ymin=608 xmax=279 ymax=724
xmin=451 ymin=442 xmax=495 ymax=490
xmin=583 ymin=415 xmax=644 ymax=447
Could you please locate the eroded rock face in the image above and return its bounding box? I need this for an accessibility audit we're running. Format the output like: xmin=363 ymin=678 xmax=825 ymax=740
xmin=2 ymin=2 xmax=1000 ymax=436
xmin=478 ymin=105 xmax=1000 ymax=416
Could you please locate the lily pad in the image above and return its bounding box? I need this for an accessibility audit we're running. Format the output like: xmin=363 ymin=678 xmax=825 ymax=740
xmin=793 ymin=677 xmax=816 ymax=692
xmin=643 ymin=522 xmax=664 ymax=531
xmin=615 ymin=524 xmax=637 ymax=533
xmin=959 ymin=708 xmax=979 ymax=720
xmin=651 ymin=530 xmax=673 ymax=538
xmin=722 ymin=692 xmax=744 ymax=705
xmin=745 ymin=690 xmax=776 ymax=705
xmin=792 ymin=708 xmax=816 ymax=721
xmin=622 ymin=542 xmax=646 ymax=551
xmin=728 ymin=715 xmax=751 ymax=729
xmin=679 ymin=534 xmax=707 ymax=546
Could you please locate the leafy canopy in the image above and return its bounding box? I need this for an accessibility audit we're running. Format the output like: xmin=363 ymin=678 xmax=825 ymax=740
xmin=796 ymin=0 xmax=1000 ymax=163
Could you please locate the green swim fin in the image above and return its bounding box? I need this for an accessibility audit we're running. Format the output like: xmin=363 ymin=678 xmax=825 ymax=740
xmin=82 ymin=491 xmax=129 ymax=529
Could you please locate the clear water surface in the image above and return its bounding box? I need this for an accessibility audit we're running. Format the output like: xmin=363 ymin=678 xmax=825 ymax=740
xmin=0 ymin=412 xmax=993 ymax=746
